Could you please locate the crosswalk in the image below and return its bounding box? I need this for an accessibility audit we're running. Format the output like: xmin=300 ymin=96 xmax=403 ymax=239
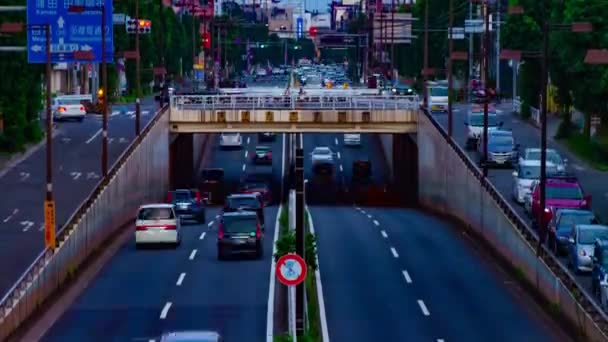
xmin=109 ymin=110 xmax=151 ymax=118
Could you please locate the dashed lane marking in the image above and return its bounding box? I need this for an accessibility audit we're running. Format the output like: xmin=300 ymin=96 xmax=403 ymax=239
xmin=334 ymin=137 xmax=339 ymax=145
xmin=380 ymin=230 xmax=388 ymax=238
xmin=339 ymin=164 xmax=343 ymax=172
xmin=245 ymin=150 xmax=248 ymax=158
xmin=390 ymin=247 xmax=399 ymax=258
xmin=3 ymin=209 xmax=18 ymax=223
xmin=200 ymin=232 xmax=206 ymax=240
xmin=373 ymin=220 xmax=380 ymax=226
xmin=402 ymin=270 xmax=412 ymax=284
xmin=189 ymin=249 xmax=198 ymax=260
xmin=367 ymin=214 xmax=372 ymax=219
xmin=337 ymin=152 xmax=341 ymax=159
xmin=247 ymin=137 xmax=251 ymax=144
xmin=20 ymin=221 xmax=34 ymax=232
xmin=160 ymin=302 xmax=172 ymax=319
xmin=418 ymin=300 xmax=430 ymax=316
xmin=176 ymin=273 xmax=186 ymax=286
xmin=85 ymin=128 xmax=102 ymax=144
xmin=207 ymin=221 xmax=214 ymax=227
xmin=242 ymin=164 xmax=246 ymax=172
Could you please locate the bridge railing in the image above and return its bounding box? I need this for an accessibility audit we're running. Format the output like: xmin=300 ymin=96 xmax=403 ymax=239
xmin=171 ymin=94 xmax=420 ymax=111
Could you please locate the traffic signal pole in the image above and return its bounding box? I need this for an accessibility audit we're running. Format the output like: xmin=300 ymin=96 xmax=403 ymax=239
xmin=45 ymin=24 xmax=53 ymax=203
xmin=101 ymin=4 xmax=108 ymax=177
xmin=295 ymin=146 xmax=305 ymax=337
xmin=135 ymin=0 xmax=141 ymax=136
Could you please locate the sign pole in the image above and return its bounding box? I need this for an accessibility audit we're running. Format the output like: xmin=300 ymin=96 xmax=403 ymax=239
xmin=295 ymin=147 xmax=305 ymax=336
xmin=45 ymin=23 xmax=56 ymax=251
xmin=135 ymin=0 xmax=141 ymax=136
xmin=101 ymin=4 xmax=108 ymax=177
xmin=447 ymin=0 xmax=453 ymax=137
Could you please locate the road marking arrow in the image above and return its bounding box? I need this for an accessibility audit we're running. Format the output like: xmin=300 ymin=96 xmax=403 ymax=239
xmin=70 ymin=171 xmax=82 ymax=180
xmin=61 ymin=137 xmax=71 ymax=143
xmin=108 ymin=137 xmax=115 ymax=144
xmin=57 ymin=16 xmax=64 ymax=29
xmin=21 ymin=221 xmax=34 ymax=232
xmin=19 ymin=172 xmax=30 ymax=181
xmin=119 ymin=137 xmax=128 ymax=144
xmin=87 ymin=172 xmax=100 ymax=179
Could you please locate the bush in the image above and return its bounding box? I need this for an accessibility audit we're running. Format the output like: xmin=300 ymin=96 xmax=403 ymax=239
xmin=23 ymin=121 xmax=43 ymax=143
xmin=555 ymin=118 xmax=576 ymax=140
xmin=520 ymin=100 xmax=531 ymax=119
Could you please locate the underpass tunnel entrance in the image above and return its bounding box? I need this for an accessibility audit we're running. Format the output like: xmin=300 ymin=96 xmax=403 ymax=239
xmin=170 ymin=133 xmax=194 ymax=189
xmin=391 ymin=133 xmax=418 ymax=206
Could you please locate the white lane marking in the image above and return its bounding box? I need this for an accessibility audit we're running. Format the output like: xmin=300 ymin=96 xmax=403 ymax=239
xmin=361 ymin=210 xmax=366 ymax=215
xmin=20 ymin=221 xmax=34 ymax=232
xmin=306 ymin=209 xmax=330 ymax=342
xmin=245 ymin=150 xmax=248 ymax=158
xmin=108 ymin=137 xmax=114 ymax=144
xmin=266 ymin=133 xmax=287 ymax=342
xmin=87 ymin=172 xmax=100 ymax=180
xmin=437 ymin=339 xmax=445 ymax=342
xmin=337 ymin=151 xmax=341 ymax=159
xmin=339 ymin=164 xmax=343 ymax=172
xmin=85 ymin=128 xmax=102 ymax=144
xmin=355 ymin=207 xmax=360 ymax=211
xmin=119 ymin=137 xmax=128 ymax=144
xmin=3 ymin=209 xmax=19 ymax=223
xmin=160 ymin=302 xmax=172 ymax=319
xmin=299 ymin=132 xmax=303 ymax=147
xmin=242 ymin=164 xmax=246 ymax=171
xmin=418 ymin=300 xmax=430 ymax=316
xmin=19 ymin=172 xmax=30 ymax=181
xmin=142 ymin=110 xmax=150 ymax=115
xmin=402 ymin=270 xmax=412 ymax=284
xmin=367 ymin=214 xmax=372 ymax=219
xmin=373 ymin=220 xmax=380 ymax=226
xmin=189 ymin=249 xmax=198 ymax=260
xmin=215 ymin=214 xmax=220 ymax=219
xmin=207 ymin=221 xmax=214 ymax=227
xmin=247 ymin=137 xmax=251 ymax=144
xmin=380 ymin=230 xmax=388 ymax=238
xmin=70 ymin=172 xmax=82 ymax=180
xmin=390 ymin=247 xmax=399 ymax=258
xmin=334 ymin=137 xmax=339 ymax=145
xmin=199 ymin=232 xmax=206 ymax=240
xmin=573 ymin=164 xmax=585 ymax=171
xmin=111 ymin=110 xmax=120 ymax=117
xmin=126 ymin=110 xmax=135 ymax=115
xmin=38 ymin=223 xmax=45 ymax=231
xmin=176 ymin=273 xmax=186 ymax=286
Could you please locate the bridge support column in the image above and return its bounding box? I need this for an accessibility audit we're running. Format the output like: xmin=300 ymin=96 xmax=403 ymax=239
xmin=169 ymin=133 xmax=194 ymax=189
xmin=393 ymin=134 xmax=418 ymax=206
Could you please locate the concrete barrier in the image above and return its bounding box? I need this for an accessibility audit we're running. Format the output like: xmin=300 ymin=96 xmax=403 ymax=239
xmin=414 ymin=108 xmax=608 ymax=341
xmin=0 ymin=105 xmax=205 ymax=340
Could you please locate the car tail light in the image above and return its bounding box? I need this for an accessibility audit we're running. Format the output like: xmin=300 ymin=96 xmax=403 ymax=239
xmin=58 ymin=106 xmax=66 ymax=112
xmin=218 ymin=224 xmax=225 ymax=239
xmin=195 ymin=191 xmax=201 ymax=204
xmin=267 ymin=152 xmax=272 ymax=158
xmin=166 ymin=191 xmax=172 ymax=203
xmin=80 ymin=106 xmax=85 ymax=112
xmin=136 ymin=225 xmax=148 ymax=231
xmin=256 ymin=223 xmax=261 ymax=238
xmin=163 ymin=225 xmax=177 ymax=230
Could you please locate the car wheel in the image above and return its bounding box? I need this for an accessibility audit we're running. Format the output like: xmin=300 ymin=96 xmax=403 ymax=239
xmin=217 ymin=247 xmax=225 ymax=260
xmin=256 ymin=246 xmax=263 ymax=259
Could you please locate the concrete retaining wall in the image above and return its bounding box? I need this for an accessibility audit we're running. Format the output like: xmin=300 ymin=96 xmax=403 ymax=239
xmin=378 ymin=134 xmax=393 ymax=182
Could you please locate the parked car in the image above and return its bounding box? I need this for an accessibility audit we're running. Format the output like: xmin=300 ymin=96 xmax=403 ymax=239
xmin=512 ymin=159 xmax=559 ymax=204
xmin=311 ymin=146 xmax=335 ymax=174
xmin=548 ymin=208 xmax=599 ymax=255
xmin=224 ymin=193 xmax=265 ymax=228
xmin=166 ymin=189 xmax=205 ymax=224
xmin=568 ymin=224 xmax=608 ymax=273
xmin=343 ymin=133 xmax=361 ymax=146
xmin=591 ymin=239 xmax=608 ymax=301
xmin=220 ymin=133 xmax=242 ymax=149
xmin=200 ymin=168 xmax=225 ymax=204
xmin=135 ymin=204 xmax=181 ymax=248
xmin=525 ymin=176 xmax=592 ymax=226
xmin=217 ymin=211 xmax=263 ymax=260
xmin=253 ymin=145 xmax=272 ymax=165
xmin=464 ymin=111 xmax=503 ymax=150
xmin=521 ymin=148 xmax=567 ymax=174
xmin=477 ymin=130 xmax=519 ymax=167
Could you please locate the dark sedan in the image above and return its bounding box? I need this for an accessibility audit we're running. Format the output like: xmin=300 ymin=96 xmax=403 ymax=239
xmin=217 ymin=211 xmax=263 ymax=260
xmin=166 ymin=189 xmax=205 ymax=223
xmin=224 ymin=193 xmax=265 ymax=228
xmin=253 ymin=145 xmax=272 ymax=165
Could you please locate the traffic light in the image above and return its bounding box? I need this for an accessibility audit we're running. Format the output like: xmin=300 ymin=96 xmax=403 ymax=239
xmin=126 ymin=19 xmax=151 ymax=34
xmin=309 ymin=26 xmax=318 ymax=38
xmin=201 ymin=32 xmax=211 ymax=49
xmin=138 ymin=20 xmax=151 ymax=34
xmin=126 ymin=19 xmax=137 ymax=34
xmin=97 ymin=88 xmax=105 ymax=111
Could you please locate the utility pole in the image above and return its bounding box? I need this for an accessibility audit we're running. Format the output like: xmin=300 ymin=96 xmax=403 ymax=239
xmin=390 ymin=0 xmax=395 ymax=80
xmin=422 ymin=0 xmax=429 ymax=108
xmin=481 ymin=0 xmax=490 ymax=178
xmin=447 ymin=0 xmax=454 ymax=137
xmin=135 ymin=0 xmax=141 ymax=136
xmin=468 ymin=0 xmax=473 ymax=101
xmin=45 ymin=24 xmax=53 ymax=203
xmin=538 ymin=15 xmax=549 ymax=253
xmin=496 ymin=0 xmax=501 ymax=94
xmin=101 ymin=4 xmax=108 ymax=177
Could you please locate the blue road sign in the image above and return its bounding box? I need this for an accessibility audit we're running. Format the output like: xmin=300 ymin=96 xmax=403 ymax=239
xmin=27 ymin=0 xmax=114 ymax=64
xmin=296 ymin=17 xmax=303 ymax=40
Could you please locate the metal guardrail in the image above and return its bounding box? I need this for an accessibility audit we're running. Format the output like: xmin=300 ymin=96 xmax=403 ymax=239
xmin=0 ymin=105 xmax=172 ymax=340
xmin=171 ymin=94 xmax=420 ymax=111
xmin=418 ymin=106 xmax=608 ymax=340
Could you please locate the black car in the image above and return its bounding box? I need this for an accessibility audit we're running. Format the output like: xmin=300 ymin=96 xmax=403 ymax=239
xmin=258 ymin=132 xmax=276 ymax=142
xmin=253 ymin=145 xmax=272 ymax=165
xmin=200 ymin=168 xmax=224 ymax=204
xmin=224 ymin=193 xmax=265 ymax=228
xmin=167 ymin=189 xmax=205 ymax=223
xmin=217 ymin=211 xmax=263 ymax=260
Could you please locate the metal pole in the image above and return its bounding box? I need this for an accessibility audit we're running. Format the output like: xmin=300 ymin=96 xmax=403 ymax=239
xmin=468 ymin=0 xmax=473 ymax=102
xmin=390 ymin=0 xmax=395 ymax=80
xmin=512 ymin=60 xmax=517 ymax=112
xmin=135 ymin=0 xmax=141 ymax=136
xmin=45 ymin=24 xmax=53 ymax=202
xmin=422 ymin=0 xmax=429 ymax=108
xmin=447 ymin=0 xmax=454 ymax=137
xmin=295 ymin=147 xmax=305 ymax=336
xmin=495 ymin=0 xmax=501 ymax=94
xmin=538 ymin=19 xmax=549 ymax=254
xmin=101 ymin=4 xmax=108 ymax=177
xmin=482 ymin=0 xmax=489 ymax=178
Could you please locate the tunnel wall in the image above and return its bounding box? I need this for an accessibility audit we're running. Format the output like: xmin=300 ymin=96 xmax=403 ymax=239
xmin=378 ymin=134 xmax=394 ymax=182
xmin=377 ymin=133 xmax=418 ymax=206
xmin=169 ymin=133 xmax=214 ymax=189
xmin=416 ymin=109 xmax=608 ymax=341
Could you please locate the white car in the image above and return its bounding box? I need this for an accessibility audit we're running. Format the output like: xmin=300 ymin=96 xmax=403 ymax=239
xmin=511 ymin=159 xmax=559 ymax=204
xmin=311 ymin=147 xmax=335 ymax=173
xmin=220 ymin=133 xmax=242 ymax=148
xmin=135 ymin=204 xmax=181 ymax=247
xmin=52 ymin=95 xmax=89 ymax=121
xmin=520 ymin=148 xmax=567 ymax=174
xmin=343 ymin=133 xmax=361 ymax=146
xmin=427 ymin=85 xmax=449 ymax=112
xmin=465 ymin=111 xmax=503 ymax=150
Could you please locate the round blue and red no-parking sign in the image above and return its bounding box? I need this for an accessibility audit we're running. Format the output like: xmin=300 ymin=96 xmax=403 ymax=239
xmin=276 ymin=253 xmax=307 ymax=286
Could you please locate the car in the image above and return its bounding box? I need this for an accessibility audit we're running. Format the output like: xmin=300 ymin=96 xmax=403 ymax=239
xmin=311 ymin=147 xmax=335 ymax=174
xmin=391 ymin=82 xmax=416 ymax=96
xmin=343 ymin=133 xmax=361 ymax=146
xmin=160 ymin=331 xmax=223 ymax=342
xmin=253 ymin=145 xmax=272 ymax=165
xmin=511 ymin=159 xmax=559 ymax=204
xmin=259 ymin=132 xmax=276 ymax=141
xmin=200 ymin=168 xmax=224 ymax=204
xmin=224 ymin=193 xmax=265 ymax=228
xmin=52 ymin=95 xmax=88 ymax=121
xmin=591 ymin=239 xmax=608 ymax=302
xmin=525 ymin=176 xmax=592 ymax=225
xmin=520 ymin=148 xmax=568 ymax=174
xmin=135 ymin=204 xmax=181 ymax=247
xmin=240 ymin=174 xmax=272 ymax=204
xmin=219 ymin=133 xmax=242 ymax=149
xmin=478 ymin=130 xmax=519 ymax=167
xmin=464 ymin=111 xmax=503 ymax=149
xmin=217 ymin=211 xmax=263 ymax=260
xmin=427 ymin=84 xmax=448 ymax=113
xmin=166 ymin=189 xmax=205 ymax=224
xmin=549 ymin=208 xmax=600 ymax=255
xmin=567 ymin=224 xmax=608 ymax=273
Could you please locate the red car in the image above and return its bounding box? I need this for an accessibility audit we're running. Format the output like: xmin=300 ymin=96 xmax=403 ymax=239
xmin=527 ymin=176 xmax=592 ymax=226
xmin=239 ymin=174 xmax=272 ymax=205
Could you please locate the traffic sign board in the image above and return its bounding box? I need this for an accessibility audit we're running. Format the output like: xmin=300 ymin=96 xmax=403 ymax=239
xmin=44 ymin=200 xmax=56 ymax=250
xmin=27 ymin=0 xmax=114 ymax=64
xmin=276 ymin=253 xmax=307 ymax=286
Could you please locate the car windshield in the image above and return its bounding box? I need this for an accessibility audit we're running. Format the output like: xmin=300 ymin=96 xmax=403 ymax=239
xmin=559 ymin=212 xmax=598 ymax=230
xmin=578 ymin=228 xmax=608 ymax=245
xmin=172 ymin=191 xmax=191 ymax=201
xmin=489 ymin=135 xmax=513 ymax=147
xmin=430 ymin=87 xmax=448 ymax=96
xmin=547 ymin=185 xmax=583 ymax=200
xmin=57 ymin=98 xmax=83 ymax=105
xmin=138 ymin=207 xmax=175 ymax=220
xmin=519 ymin=165 xmax=541 ymax=179
xmin=314 ymin=149 xmax=331 ymax=155
xmin=228 ymin=197 xmax=260 ymax=209
xmin=527 ymin=150 xmax=562 ymax=164
xmin=223 ymin=215 xmax=258 ymax=233
xmin=469 ymin=114 xmax=498 ymax=127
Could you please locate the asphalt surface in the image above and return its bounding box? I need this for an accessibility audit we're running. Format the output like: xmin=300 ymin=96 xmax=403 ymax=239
xmin=303 ymin=131 xmax=569 ymax=342
xmin=0 ymin=97 xmax=158 ymax=298
xmin=41 ymin=132 xmax=286 ymax=341
xmin=433 ymin=102 xmax=608 ymax=300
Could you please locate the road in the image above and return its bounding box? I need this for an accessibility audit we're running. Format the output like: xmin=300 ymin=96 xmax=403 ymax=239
xmin=303 ymin=132 xmax=571 ymax=342
xmin=0 ymin=97 xmax=159 ymax=297
xmin=433 ymin=103 xmax=608 ymax=298
xmin=40 ymin=132 xmax=286 ymax=341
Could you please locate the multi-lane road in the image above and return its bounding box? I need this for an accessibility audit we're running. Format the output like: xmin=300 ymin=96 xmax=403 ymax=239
xmin=0 ymin=98 xmax=158 ymax=296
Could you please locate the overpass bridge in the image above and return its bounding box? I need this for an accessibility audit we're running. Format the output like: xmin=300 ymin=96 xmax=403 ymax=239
xmin=169 ymin=94 xmax=419 ymax=133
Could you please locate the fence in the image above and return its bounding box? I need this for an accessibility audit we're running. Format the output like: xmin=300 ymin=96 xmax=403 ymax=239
xmin=0 ymin=106 xmax=173 ymax=340
xmin=417 ymin=108 xmax=608 ymax=341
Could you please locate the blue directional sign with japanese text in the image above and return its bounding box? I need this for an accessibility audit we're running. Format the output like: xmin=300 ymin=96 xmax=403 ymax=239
xmin=27 ymin=0 xmax=114 ymax=63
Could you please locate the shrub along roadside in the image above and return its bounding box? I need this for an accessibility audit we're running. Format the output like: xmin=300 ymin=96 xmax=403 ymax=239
xmin=273 ymin=206 xmax=321 ymax=342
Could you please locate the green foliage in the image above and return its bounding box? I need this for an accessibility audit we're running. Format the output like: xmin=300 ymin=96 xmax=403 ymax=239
xmin=274 ymin=207 xmax=318 ymax=272
xmin=273 ymin=334 xmax=293 ymax=342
